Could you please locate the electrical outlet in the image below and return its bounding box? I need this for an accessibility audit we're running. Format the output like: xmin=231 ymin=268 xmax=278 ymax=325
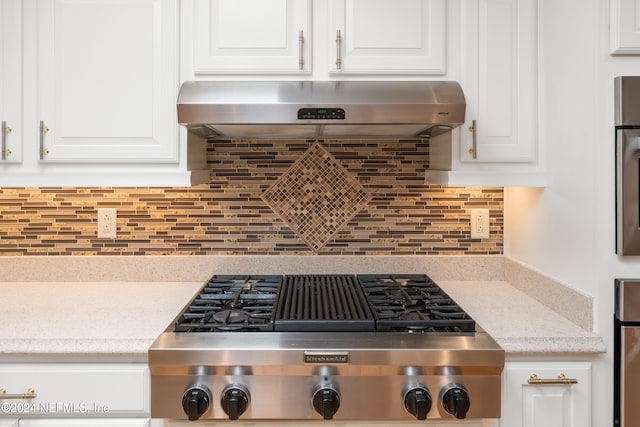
xmin=97 ymin=208 xmax=117 ymax=239
xmin=470 ymin=209 xmax=490 ymax=239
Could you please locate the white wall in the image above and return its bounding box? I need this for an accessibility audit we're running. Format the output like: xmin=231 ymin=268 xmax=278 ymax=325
xmin=504 ymin=1 xmax=640 ymax=426
xmin=504 ymin=0 xmax=599 ymax=297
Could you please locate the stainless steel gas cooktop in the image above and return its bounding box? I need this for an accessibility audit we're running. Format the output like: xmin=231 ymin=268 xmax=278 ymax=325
xmin=149 ymin=274 xmax=504 ymax=421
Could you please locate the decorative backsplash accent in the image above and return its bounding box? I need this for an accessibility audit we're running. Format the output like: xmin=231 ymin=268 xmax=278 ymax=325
xmin=262 ymin=143 xmax=372 ymax=252
xmin=0 ymin=139 xmax=504 ymax=256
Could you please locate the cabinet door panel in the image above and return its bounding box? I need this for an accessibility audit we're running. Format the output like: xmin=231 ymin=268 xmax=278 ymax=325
xmin=330 ymin=0 xmax=445 ymax=74
xmin=460 ymin=0 xmax=537 ymax=162
xmin=0 ymin=364 xmax=149 ymax=416
xmin=0 ymin=0 xmax=22 ymax=163
xmin=192 ymin=0 xmax=311 ymax=74
xmin=611 ymin=0 xmax=640 ymax=54
xmin=36 ymin=0 xmax=178 ymax=163
xmin=523 ymin=388 xmax=571 ymax=427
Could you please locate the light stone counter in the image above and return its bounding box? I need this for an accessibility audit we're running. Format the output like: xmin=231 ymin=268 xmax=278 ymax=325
xmin=438 ymin=281 xmax=606 ymax=355
xmin=0 ymin=255 xmax=606 ymax=359
xmin=0 ymin=279 xmax=604 ymax=360
xmin=0 ymin=281 xmax=203 ymax=361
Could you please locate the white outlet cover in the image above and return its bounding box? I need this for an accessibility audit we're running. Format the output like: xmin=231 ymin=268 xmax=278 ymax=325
xmin=97 ymin=208 xmax=117 ymax=239
xmin=470 ymin=209 xmax=490 ymax=239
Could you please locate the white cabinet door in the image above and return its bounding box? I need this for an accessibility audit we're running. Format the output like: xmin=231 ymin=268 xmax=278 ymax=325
xmin=186 ymin=0 xmax=444 ymax=77
xmin=328 ymin=0 xmax=446 ymax=74
xmin=190 ymin=0 xmax=312 ymax=74
xmin=19 ymin=421 xmax=149 ymax=427
xmin=426 ymin=0 xmax=543 ymax=186
xmin=501 ymin=362 xmax=591 ymax=427
xmin=460 ymin=0 xmax=537 ymax=163
xmin=0 ymin=364 xmax=149 ymax=416
xmin=611 ymin=0 xmax=640 ymax=54
xmin=32 ymin=0 xmax=179 ymax=163
xmin=0 ymin=0 xmax=22 ymax=163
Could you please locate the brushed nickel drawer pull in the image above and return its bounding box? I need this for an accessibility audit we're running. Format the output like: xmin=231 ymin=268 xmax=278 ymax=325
xmin=299 ymin=30 xmax=305 ymax=70
xmin=468 ymin=119 xmax=477 ymax=159
xmin=39 ymin=120 xmax=49 ymax=159
xmin=528 ymin=373 xmax=578 ymax=385
xmin=336 ymin=30 xmax=342 ymax=70
xmin=1 ymin=121 xmax=11 ymax=160
xmin=0 ymin=388 xmax=37 ymax=399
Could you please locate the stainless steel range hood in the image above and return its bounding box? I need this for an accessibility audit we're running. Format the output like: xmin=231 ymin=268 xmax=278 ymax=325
xmin=177 ymin=81 xmax=465 ymax=139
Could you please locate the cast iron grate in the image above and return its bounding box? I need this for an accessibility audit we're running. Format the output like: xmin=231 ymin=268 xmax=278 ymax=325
xmin=174 ymin=275 xmax=282 ymax=332
xmin=274 ymin=274 xmax=376 ymax=331
xmin=358 ymin=274 xmax=476 ymax=332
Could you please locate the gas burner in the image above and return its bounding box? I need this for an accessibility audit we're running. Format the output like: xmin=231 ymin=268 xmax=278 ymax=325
xmin=174 ymin=275 xmax=282 ymax=332
xmin=358 ymin=274 xmax=476 ymax=333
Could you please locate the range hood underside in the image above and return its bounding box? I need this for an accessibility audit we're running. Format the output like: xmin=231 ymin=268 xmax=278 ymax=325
xmin=178 ymin=81 xmax=466 ymax=140
xmin=186 ymin=123 xmax=449 ymax=140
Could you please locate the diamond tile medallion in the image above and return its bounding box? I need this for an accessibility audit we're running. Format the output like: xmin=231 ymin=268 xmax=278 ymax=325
xmin=261 ymin=143 xmax=372 ymax=253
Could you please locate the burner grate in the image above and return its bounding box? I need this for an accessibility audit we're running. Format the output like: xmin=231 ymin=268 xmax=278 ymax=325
xmin=358 ymin=274 xmax=476 ymax=333
xmin=173 ymin=273 xmax=475 ymax=334
xmin=174 ymin=275 xmax=282 ymax=332
xmin=274 ymin=275 xmax=375 ymax=332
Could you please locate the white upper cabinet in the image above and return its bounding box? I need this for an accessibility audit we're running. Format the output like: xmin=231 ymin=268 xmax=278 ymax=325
xmin=459 ymin=0 xmax=537 ymax=163
xmin=611 ymin=0 xmax=640 ymax=54
xmin=426 ymin=0 xmax=544 ymax=187
xmin=328 ymin=0 xmax=446 ymax=74
xmin=191 ymin=0 xmax=312 ymax=74
xmin=0 ymin=0 xmax=23 ymax=164
xmin=34 ymin=0 xmax=179 ymax=163
xmin=184 ymin=0 xmax=446 ymax=78
xmin=0 ymin=0 xmax=205 ymax=186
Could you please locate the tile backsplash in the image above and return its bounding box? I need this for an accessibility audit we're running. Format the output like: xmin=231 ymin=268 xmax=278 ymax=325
xmin=0 ymin=139 xmax=503 ymax=256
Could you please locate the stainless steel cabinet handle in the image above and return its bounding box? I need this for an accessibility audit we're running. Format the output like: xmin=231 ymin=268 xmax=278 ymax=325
xmin=0 ymin=388 xmax=37 ymax=399
xmin=299 ymin=30 xmax=305 ymax=70
xmin=528 ymin=373 xmax=578 ymax=385
xmin=468 ymin=119 xmax=477 ymax=159
xmin=39 ymin=120 xmax=49 ymax=159
xmin=336 ymin=30 xmax=342 ymax=70
xmin=1 ymin=121 xmax=11 ymax=160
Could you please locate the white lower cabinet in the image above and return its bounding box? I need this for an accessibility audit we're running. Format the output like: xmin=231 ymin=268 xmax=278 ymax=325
xmin=164 ymin=420 xmax=496 ymax=426
xmin=0 ymin=363 xmax=149 ymax=425
xmin=501 ymin=361 xmax=592 ymax=427
xmin=19 ymin=420 xmax=149 ymax=427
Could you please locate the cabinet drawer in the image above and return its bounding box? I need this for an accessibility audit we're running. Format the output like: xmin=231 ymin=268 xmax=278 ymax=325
xmin=19 ymin=420 xmax=150 ymax=427
xmin=0 ymin=364 xmax=148 ymax=416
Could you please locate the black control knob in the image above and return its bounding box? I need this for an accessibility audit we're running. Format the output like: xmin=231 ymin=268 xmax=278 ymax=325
xmin=312 ymin=388 xmax=340 ymax=420
xmin=182 ymin=386 xmax=211 ymax=421
xmin=442 ymin=385 xmax=471 ymax=419
xmin=404 ymin=387 xmax=432 ymax=420
xmin=221 ymin=386 xmax=250 ymax=420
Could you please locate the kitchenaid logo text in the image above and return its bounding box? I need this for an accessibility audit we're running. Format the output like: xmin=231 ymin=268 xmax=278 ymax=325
xmin=304 ymin=352 xmax=350 ymax=364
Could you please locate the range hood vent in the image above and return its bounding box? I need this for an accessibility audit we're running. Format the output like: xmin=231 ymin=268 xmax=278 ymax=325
xmin=177 ymin=81 xmax=465 ymax=140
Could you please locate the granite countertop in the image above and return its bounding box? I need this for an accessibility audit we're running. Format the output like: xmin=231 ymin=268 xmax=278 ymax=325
xmin=0 ymin=278 xmax=605 ymax=360
xmin=0 ymin=281 xmax=203 ymax=361
xmin=438 ymin=281 xmax=606 ymax=355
